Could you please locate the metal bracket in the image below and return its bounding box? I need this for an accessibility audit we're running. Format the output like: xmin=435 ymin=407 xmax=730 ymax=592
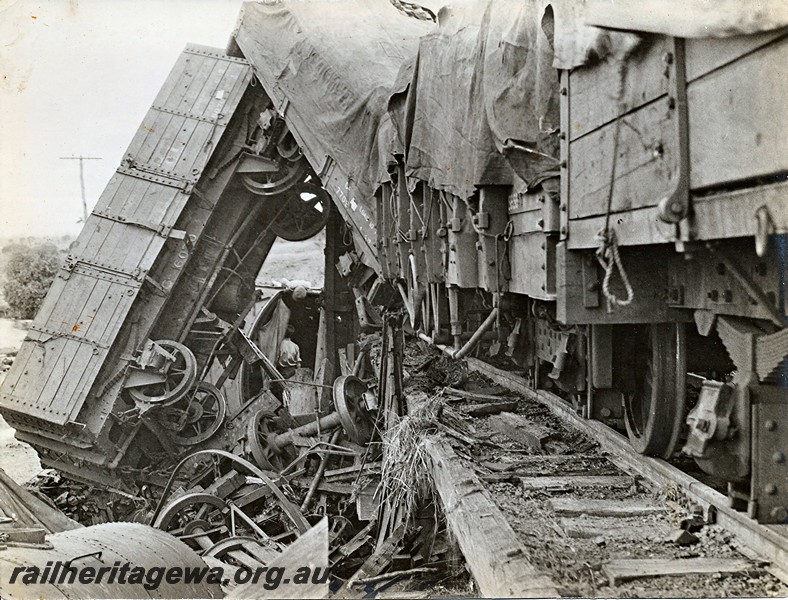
xmin=63 ymin=256 xmax=145 ymax=284
xmin=183 ymin=45 xmax=249 ymax=64
xmin=278 ymin=96 xmax=290 ymax=116
xmin=143 ymin=275 xmax=169 ymax=297
xmin=684 ymin=380 xmax=735 ymax=457
xmin=751 ymin=387 xmax=788 ymax=523
xmin=26 ymin=325 xmax=109 ymax=350
xmin=319 ymin=155 xmax=335 ymax=180
xmin=657 ymin=38 xmax=691 ymax=225
xmin=92 ymin=209 xmax=175 ymax=238
xmin=117 ymin=164 xmax=195 ymax=194
xmin=151 ymin=104 xmax=226 ymax=126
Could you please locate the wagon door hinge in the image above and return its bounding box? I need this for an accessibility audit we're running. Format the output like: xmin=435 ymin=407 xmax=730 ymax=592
xmin=658 ymin=38 xmax=691 ymax=227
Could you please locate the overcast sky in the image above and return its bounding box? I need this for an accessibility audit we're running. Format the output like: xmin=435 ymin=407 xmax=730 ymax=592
xmin=0 ymin=0 xmax=245 ymax=238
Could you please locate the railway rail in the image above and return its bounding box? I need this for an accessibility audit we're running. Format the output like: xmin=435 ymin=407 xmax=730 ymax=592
xmin=397 ymin=342 xmax=788 ymax=597
xmin=1 ymin=1 xmax=786 ymax=597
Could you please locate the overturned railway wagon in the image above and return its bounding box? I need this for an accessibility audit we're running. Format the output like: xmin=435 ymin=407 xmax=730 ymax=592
xmin=1 ymin=0 xmax=787 ymax=525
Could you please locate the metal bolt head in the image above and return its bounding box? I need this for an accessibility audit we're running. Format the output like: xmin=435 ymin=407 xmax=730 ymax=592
xmin=765 ymin=483 xmax=778 ymax=495
xmin=765 ymin=420 xmax=777 ymax=431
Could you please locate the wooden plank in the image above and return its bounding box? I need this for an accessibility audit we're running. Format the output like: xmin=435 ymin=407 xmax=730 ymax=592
xmin=569 ymin=98 xmax=678 ymax=220
xmin=566 ymin=179 xmax=788 ymax=250
xmin=145 ymin=113 xmax=190 ymax=172
xmin=81 ymin=178 xmax=150 ymax=264
xmin=685 ymin=30 xmax=785 ymax=82
xmin=241 ymin=540 xmax=280 ymax=566
xmin=336 ymin=524 xmax=407 ymax=598
xmin=130 ymin=182 xmax=182 ymax=227
xmin=332 ymin=521 xmax=375 ymax=562
xmin=559 ymin=516 xmax=670 ymax=540
xmin=148 ymin=49 xmax=194 ymax=107
xmin=34 ymin=277 xmax=110 ymax=407
xmin=85 ymin=171 xmax=125 ymax=217
xmin=293 ymin=478 xmax=352 ymax=496
xmin=7 ymin=273 xmax=100 ymax=411
xmin=0 ymin=341 xmax=36 ymax=397
xmin=458 ymin=399 xmax=519 ymax=417
xmin=324 ymin=461 xmax=382 ymax=481
xmin=188 ymin=59 xmax=232 ymax=116
xmin=688 ymin=37 xmax=788 ymax=190
xmin=53 ymin=345 xmax=104 ymax=421
xmin=444 ymin=386 xmax=506 ymax=401
xmin=134 ymin=54 xmax=215 ymax=167
xmin=29 ymin=273 xmax=102 ymax=382
xmin=482 ymin=454 xmax=611 ymax=473
xmin=464 ymin=356 xmax=788 ymax=584
xmin=520 ymin=475 xmax=632 ymax=492
xmin=602 ymin=557 xmax=758 ymax=586
xmin=124 ymin=108 xmax=177 ymax=169
xmin=488 ymin=412 xmax=552 ymax=450
xmin=549 ymin=497 xmax=666 ymax=518
xmin=425 ymin=437 xmax=559 ymax=598
xmin=569 ymin=36 xmax=671 ymax=142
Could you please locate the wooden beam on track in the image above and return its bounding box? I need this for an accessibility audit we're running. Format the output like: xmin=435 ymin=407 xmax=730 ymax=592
xmin=405 ymin=390 xmax=560 ymax=596
xmin=464 ymin=356 xmax=788 ymax=584
xmin=424 ymin=436 xmax=561 ymax=598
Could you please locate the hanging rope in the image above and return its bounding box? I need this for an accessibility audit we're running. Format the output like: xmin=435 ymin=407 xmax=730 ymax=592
xmin=596 ymin=61 xmax=635 ymax=310
xmin=595 ymin=229 xmax=634 ymax=307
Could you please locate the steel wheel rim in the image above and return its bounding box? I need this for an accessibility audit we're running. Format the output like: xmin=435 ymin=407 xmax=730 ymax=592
xmin=172 ymin=383 xmax=227 ymax=446
xmin=128 ymin=340 xmax=198 ymax=406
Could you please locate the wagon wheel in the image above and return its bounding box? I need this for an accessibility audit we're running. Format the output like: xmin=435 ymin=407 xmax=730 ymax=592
xmin=271 ymin=182 xmax=331 ymax=241
xmin=623 ymin=323 xmax=686 ymax=459
xmin=128 ymin=340 xmax=198 ymax=406
xmin=246 ymin=410 xmax=288 ymax=472
xmin=241 ymin=156 xmax=308 ymax=197
xmin=170 ymin=383 xmax=228 ymax=446
xmin=154 ymin=492 xmax=230 ymax=547
xmin=334 ymin=375 xmax=374 ymax=445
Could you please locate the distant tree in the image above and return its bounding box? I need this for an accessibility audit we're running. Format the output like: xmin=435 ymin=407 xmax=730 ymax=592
xmin=1 ymin=244 xmax=60 ymax=319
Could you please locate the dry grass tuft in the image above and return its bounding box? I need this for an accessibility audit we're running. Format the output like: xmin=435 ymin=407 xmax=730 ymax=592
xmin=377 ymin=393 xmax=442 ymax=523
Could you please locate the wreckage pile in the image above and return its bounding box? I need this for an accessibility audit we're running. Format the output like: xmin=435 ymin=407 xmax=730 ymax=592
xmin=24 ymin=317 xmax=477 ymax=596
xmin=21 ymin=313 xmax=788 ymax=597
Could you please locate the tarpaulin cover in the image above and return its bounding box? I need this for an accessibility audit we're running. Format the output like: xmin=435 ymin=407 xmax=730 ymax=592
xmin=585 ymin=0 xmax=788 ymax=39
xmin=550 ymin=0 xmax=788 ymax=69
xmin=233 ymin=0 xmax=432 ymax=207
xmin=235 ymin=0 xmax=560 ymax=202
xmin=401 ymin=0 xmax=560 ymax=199
xmin=235 ymin=0 xmax=788 ymax=208
xmin=0 ymin=468 xmax=81 ymax=533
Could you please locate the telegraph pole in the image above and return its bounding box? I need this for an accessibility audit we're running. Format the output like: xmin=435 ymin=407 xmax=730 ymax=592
xmin=60 ymin=155 xmax=102 ymax=223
